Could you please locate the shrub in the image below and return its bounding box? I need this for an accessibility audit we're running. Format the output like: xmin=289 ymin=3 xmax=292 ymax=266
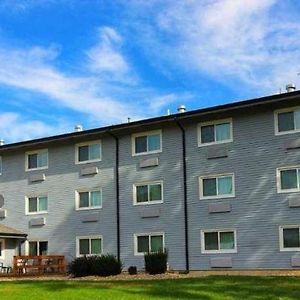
xmin=128 ymin=266 xmax=137 ymax=275
xmin=144 ymin=250 xmax=168 ymax=275
xmin=68 ymin=254 xmax=122 ymax=277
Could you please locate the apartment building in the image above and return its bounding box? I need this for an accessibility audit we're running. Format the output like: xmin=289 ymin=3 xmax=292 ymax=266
xmin=0 ymin=89 xmax=300 ymax=271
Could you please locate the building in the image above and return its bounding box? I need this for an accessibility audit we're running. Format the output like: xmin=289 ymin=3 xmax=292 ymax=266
xmin=0 ymin=89 xmax=300 ymax=271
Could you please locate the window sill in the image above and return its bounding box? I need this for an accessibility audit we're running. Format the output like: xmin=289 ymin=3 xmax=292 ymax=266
xmin=134 ymin=201 xmax=163 ymax=206
xmin=132 ymin=150 xmax=162 ymax=157
xmin=25 ymin=166 xmax=48 ymax=172
xmin=275 ymin=129 xmax=300 ymax=136
xmin=26 ymin=211 xmax=48 ymax=216
xmin=202 ymin=250 xmax=237 ymax=254
xmin=198 ymin=140 xmax=233 ymax=148
xmin=76 ymin=207 xmax=102 ymax=211
xmin=200 ymin=195 xmax=235 ymax=200
xmin=277 ymin=189 xmax=300 ymax=194
xmin=280 ymin=248 xmax=300 ymax=252
xmin=75 ymin=159 xmax=102 ymax=165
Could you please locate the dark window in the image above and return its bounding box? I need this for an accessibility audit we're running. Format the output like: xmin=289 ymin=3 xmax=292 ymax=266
xmin=135 ymin=136 xmax=147 ymax=153
xmin=79 ymin=192 xmax=89 ymax=208
xmin=201 ymin=125 xmax=215 ymax=143
xmin=28 ymin=197 xmax=38 ymax=213
xmin=78 ymin=145 xmax=89 ymax=162
xmin=28 ymin=154 xmax=38 ymax=169
xmin=281 ymin=169 xmax=298 ymax=190
xmin=283 ymin=228 xmax=300 ymax=248
xmin=204 ymin=232 xmax=218 ymax=250
xmin=137 ymin=236 xmax=149 ymax=253
xmin=203 ymin=178 xmax=217 ymax=196
xmin=136 ymin=185 xmax=148 ymax=203
xmin=278 ymin=112 xmax=295 ymax=132
xmin=79 ymin=239 xmax=89 ymax=255
xmin=39 ymin=241 xmax=48 ymax=255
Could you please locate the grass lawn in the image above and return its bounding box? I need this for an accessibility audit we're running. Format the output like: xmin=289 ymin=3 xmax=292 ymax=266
xmin=1 ymin=276 xmax=300 ymax=300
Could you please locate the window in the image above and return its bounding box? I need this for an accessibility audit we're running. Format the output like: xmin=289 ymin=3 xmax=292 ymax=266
xmin=26 ymin=149 xmax=48 ymax=171
xmin=134 ymin=181 xmax=163 ymax=205
xmin=75 ymin=141 xmax=101 ymax=164
xmin=76 ymin=189 xmax=102 ymax=210
xmin=280 ymin=226 xmax=300 ymax=251
xmin=28 ymin=241 xmax=48 ymax=255
xmin=135 ymin=233 xmax=164 ymax=255
xmin=0 ymin=156 xmax=2 ymax=175
xmin=275 ymin=107 xmax=300 ymax=135
xmin=201 ymin=230 xmax=237 ymax=254
xmin=26 ymin=196 xmax=48 ymax=214
xmin=198 ymin=119 xmax=232 ymax=146
xmin=277 ymin=167 xmax=300 ymax=193
xmin=132 ymin=130 xmax=162 ymax=156
xmin=199 ymin=174 xmax=235 ymax=199
xmin=76 ymin=236 xmax=102 ymax=256
xmin=0 ymin=239 xmax=4 ymax=258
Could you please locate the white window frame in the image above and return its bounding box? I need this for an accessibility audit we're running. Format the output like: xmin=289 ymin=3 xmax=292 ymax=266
xmin=25 ymin=194 xmax=48 ymax=215
xmin=276 ymin=166 xmax=300 ymax=193
xmin=76 ymin=235 xmax=103 ymax=257
xmin=25 ymin=240 xmax=48 ymax=256
xmin=198 ymin=118 xmax=233 ymax=147
xmin=134 ymin=232 xmax=165 ymax=256
xmin=274 ymin=106 xmax=300 ymax=136
xmin=132 ymin=130 xmax=162 ymax=156
xmin=279 ymin=225 xmax=300 ymax=252
xmin=199 ymin=173 xmax=235 ymax=200
xmin=75 ymin=140 xmax=102 ymax=164
xmin=201 ymin=229 xmax=237 ymax=254
xmin=75 ymin=188 xmax=102 ymax=210
xmin=133 ymin=181 xmax=163 ymax=205
xmin=0 ymin=239 xmax=5 ymax=259
xmin=25 ymin=149 xmax=48 ymax=171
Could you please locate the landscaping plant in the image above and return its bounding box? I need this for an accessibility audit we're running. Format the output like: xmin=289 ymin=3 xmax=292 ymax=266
xmin=144 ymin=250 xmax=168 ymax=275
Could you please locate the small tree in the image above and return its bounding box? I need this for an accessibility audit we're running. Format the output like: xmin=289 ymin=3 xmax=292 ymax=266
xmin=144 ymin=250 xmax=168 ymax=275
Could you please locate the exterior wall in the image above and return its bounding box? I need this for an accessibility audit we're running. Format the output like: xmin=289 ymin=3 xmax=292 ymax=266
xmin=0 ymin=239 xmax=19 ymax=267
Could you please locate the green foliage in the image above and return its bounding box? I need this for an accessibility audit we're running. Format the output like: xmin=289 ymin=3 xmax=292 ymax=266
xmin=144 ymin=250 xmax=168 ymax=275
xmin=68 ymin=254 xmax=122 ymax=277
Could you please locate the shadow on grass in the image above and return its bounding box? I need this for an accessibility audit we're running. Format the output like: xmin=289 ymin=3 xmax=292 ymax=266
xmin=6 ymin=276 xmax=300 ymax=300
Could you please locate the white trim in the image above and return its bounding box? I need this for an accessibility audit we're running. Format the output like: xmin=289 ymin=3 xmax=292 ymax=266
xmin=133 ymin=180 xmax=163 ymax=205
xmin=25 ymin=149 xmax=48 ymax=172
xmin=200 ymin=229 xmax=237 ymax=254
xmin=132 ymin=130 xmax=162 ymax=156
xmin=276 ymin=166 xmax=300 ymax=193
xmin=279 ymin=225 xmax=300 ymax=252
xmin=75 ymin=188 xmax=102 ymax=210
xmin=75 ymin=140 xmax=102 ymax=165
xmin=134 ymin=232 xmax=165 ymax=256
xmin=25 ymin=194 xmax=48 ymax=215
xmin=76 ymin=235 xmax=103 ymax=257
xmin=197 ymin=118 xmax=233 ymax=147
xmin=199 ymin=173 xmax=235 ymax=200
xmin=25 ymin=240 xmax=48 ymax=255
xmin=0 ymin=239 xmax=5 ymax=259
xmin=274 ymin=106 xmax=300 ymax=136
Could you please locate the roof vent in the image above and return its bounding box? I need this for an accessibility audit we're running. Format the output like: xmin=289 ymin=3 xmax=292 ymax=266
xmin=0 ymin=139 xmax=5 ymax=146
xmin=74 ymin=125 xmax=83 ymax=132
xmin=286 ymin=83 xmax=296 ymax=93
xmin=177 ymin=105 xmax=186 ymax=113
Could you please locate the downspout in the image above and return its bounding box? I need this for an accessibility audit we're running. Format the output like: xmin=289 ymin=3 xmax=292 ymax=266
xmin=108 ymin=132 xmax=121 ymax=262
xmin=174 ymin=118 xmax=190 ymax=272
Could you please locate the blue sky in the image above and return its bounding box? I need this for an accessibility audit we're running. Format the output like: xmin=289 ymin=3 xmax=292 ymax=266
xmin=0 ymin=0 xmax=300 ymax=142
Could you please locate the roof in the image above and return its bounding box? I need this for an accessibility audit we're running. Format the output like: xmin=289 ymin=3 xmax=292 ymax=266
xmin=1 ymin=90 xmax=300 ymax=152
xmin=0 ymin=224 xmax=27 ymax=238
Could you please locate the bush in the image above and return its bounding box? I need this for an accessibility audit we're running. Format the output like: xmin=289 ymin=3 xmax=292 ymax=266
xmin=144 ymin=250 xmax=168 ymax=275
xmin=68 ymin=254 xmax=122 ymax=277
xmin=128 ymin=266 xmax=137 ymax=275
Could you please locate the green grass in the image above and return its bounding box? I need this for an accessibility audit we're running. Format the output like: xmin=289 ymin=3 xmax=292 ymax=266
xmin=0 ymin=276 xmax=300 ymax=299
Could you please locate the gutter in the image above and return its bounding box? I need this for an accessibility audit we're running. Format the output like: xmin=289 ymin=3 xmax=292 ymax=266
xmin=108 ymin=131 xmax=121 ymax=263
xmin=174 ymin=118 xmax=190 ymax=272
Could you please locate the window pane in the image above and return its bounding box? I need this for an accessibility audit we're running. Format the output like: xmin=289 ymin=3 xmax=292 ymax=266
xmin=28 ymin=154 xmax=37 ymax=169
xmin=204 ymin=232 xmax=218 ymax=250
xmin=295 ymin=110 xmax=300 ymax=130
xmin=278 ymin=112 xmax=294 ymax=132
xmin=39 ymin=241 xmax=48 ymax=255
xmin=79 ymin=192 xmax=89 ymax=208
xmin=216 ymin=123 xmax=231 ymax=141
xmin=201 ymin=125 xmax=215 ymax=143
xmin=136 ymin=185 xmax=148 ymax=203
xmin=78 ymin=145 xmax=89 ymax=162
xmin=0 ymin=241 xmax=2 ymax=256
xmin=151 ymin=235 xmax=163 ymax=252
xmin=135 ymin=136 xmax=147 ymax=153
xmin=137 ymin=236 xmax=149 ymax=253
xmin=29 ymin=242 xmax=38 ymax=256
xmin=283 ymin=228 xmax=300 ymax=248
xmin=91 ymin=239 xmax=101 ymax=255
xmin=37 ymin=152 xmax=48 ymax=168
xmin=281 ymin=169 xmax=297 ymax=190
xmin=28 ymin=197 xmax=38 ymax=213
xmin=148 ymin=134 xmax=160 ymax=151
xmin=203 ymin=178 xmax=217 ymax=196
xmin=89 ymin=144 xmax=101 ymax=160
xmin=91 ymin=191 xmax=101 ymax=207
xmin=220 ymin=232 xmax=235 ymax=250
xmin=149 ymin=184 xmax=162 ymax=201
xmin=38 ymin=197 xmax=48 ymax=211
xmin=79 ymin=239 xmax=90 ymax=255
xmin=218 ymin=176 xmax=233 ymax=195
